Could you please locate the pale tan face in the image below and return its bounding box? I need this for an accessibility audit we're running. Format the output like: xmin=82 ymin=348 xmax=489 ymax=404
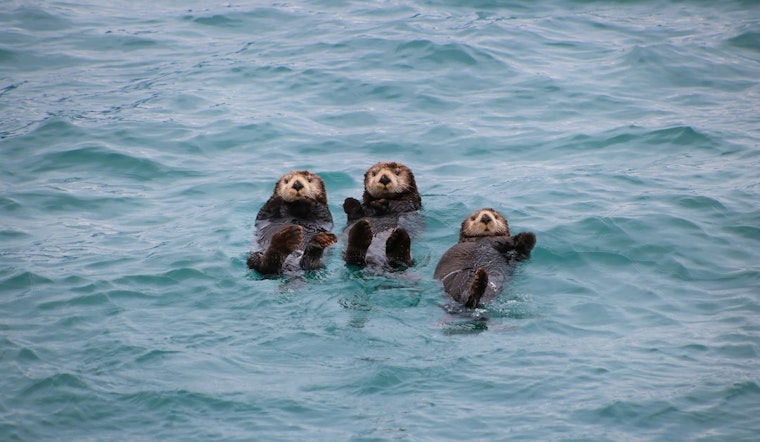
xmin=461 ymin=208 xmax=510 ymax=238
xmin=275 ymin=171 xmax=325 ymax=203
xmin=364 ymin=162 xmax=413 ymax=199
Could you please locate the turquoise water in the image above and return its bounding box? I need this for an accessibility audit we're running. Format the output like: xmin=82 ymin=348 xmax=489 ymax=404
xmin=2 ymin=0 xmax=760 ymax=440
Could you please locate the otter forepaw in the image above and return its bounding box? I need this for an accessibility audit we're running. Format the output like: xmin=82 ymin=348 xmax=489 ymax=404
xmin=513 ymin=232 xmax=537 ymax=259
xmin=343 ymin=197 xmax=364 ymax=221
xmin=312 ymin=232 xmax=338 ymax=249
xmin=370 ymin=199 xmax=389 ymax=210
xmin=301 ymin=232 xmax=338 ymax=271
xmin=270 ymin=225 xmax=304 ymax=254
xmin=492 ymin=237 xmax=517 ymax=253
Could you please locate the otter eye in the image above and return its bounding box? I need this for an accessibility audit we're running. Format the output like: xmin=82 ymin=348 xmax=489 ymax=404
xmin=394 ymin=169 xmax=401 ymax=175
xmin=307 ymin=177 xmax=313 ymax=183
xmin=371 ymin=171 xmax=377 ymax=177
xmin=470 ymin=216 xmax=476 ymax=221
xmin=283 ymin=179 xmax=290 ymax=184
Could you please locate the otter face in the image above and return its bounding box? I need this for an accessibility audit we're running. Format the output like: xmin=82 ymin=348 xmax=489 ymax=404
xmin=364 ymin=162 xmax=415 ymax=199
xmin=460 ymin=208 xmax=510 ymax=239
xmin=275 ymin=170 xmax=327 ymax=203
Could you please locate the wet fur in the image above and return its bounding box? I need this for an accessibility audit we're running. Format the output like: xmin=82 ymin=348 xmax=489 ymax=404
xmin=343 ymin=162 xmax=423 ymax=269
xmin=247 ymin=171 xmax=337 ymax=275
xmin=434 ymin=208 xmax=536 ymax=308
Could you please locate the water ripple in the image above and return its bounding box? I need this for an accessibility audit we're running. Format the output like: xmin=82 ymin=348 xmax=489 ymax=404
xmin=2 ymin=1 xmax=759 ymax=440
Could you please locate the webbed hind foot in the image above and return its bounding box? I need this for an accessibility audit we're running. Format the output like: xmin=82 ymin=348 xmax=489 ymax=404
xmin=386 ymin=227 xmax=412 ymax=269
xmin=465 ymin=268 xmax=488 ymax=308
xmin=345 ymin=220 xmax=372 ymax=267
xmin=248 ymin=225 xmax=304 ymax=274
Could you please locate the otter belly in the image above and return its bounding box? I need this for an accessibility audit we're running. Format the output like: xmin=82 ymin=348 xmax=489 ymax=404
xmin=254 ymin=218 xmax=331 ymax=251
xmin=343 ymin=211 xmax=423 ymax=269
xmin=434 ymin=241 xmax=511 ymax=304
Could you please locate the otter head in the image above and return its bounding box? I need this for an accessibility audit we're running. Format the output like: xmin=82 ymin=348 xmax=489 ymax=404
xmin=274 ymin=170 xmax=327 ymax=204
xmin=363 ymin=162 xmax=417 ymax=200
xmin=459 ymin=208 xmax=510 ymax=241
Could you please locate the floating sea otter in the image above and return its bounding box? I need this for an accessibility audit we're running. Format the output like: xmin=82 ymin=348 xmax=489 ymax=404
xmin=342 ymin=161 xmax=423 ymax=269
xmin=247 ymin=170 xmax=338 ymax=274
xmin=434 ymin=208 xmax=536 ymax=308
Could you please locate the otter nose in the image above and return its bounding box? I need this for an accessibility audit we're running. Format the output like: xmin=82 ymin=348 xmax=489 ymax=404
xmin=292 ymin=180 xmax=304 ymax=191
xmin=379 ymin=174 xmax=391 ymax=186
xmin=480 ymin=214 xmax=492 ymax=224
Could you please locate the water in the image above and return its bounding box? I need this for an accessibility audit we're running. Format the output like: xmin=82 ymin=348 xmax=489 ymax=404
xmin=2 ymin=0 xmax=759 ymax=440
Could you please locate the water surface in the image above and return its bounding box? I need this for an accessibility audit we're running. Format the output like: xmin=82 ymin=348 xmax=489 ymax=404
xmin=1 ymin=1 xmax=759 ymax=440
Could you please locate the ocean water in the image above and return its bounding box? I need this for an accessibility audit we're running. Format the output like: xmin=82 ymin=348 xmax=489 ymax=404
xmin=1 ymin=0 xmax=759 ymax=440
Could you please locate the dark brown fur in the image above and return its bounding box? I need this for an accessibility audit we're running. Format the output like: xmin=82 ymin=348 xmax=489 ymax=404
xmin=343 ymin=162 xmax=422 ymax=269
xmin=434 ymin=208 xmax=536 ymax=308
xmin=247 ymin=171 xmax=337 ymax=275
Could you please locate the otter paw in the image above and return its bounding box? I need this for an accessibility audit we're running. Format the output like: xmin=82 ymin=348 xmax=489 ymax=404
xmin=312 ymin=232 xmax=338 ymax=249
xmin=345 ymin=220 xmax=373 ymax=266
xmin=301 ymin=232 xmax=336 ymax=271
xmin=465 ymin=268 xmax=488 ymax=309
xmin=514 ymin=232 xmax=537 ymax=258
xmin=343 ymin=197 xmax=363 ymax=220
xmin=270 ymin=225 xmax=304 ymax=255
xmin=370 ymin=199 xmax=389 ymax=210
xmin=246 ymin=251 xmax=263 ymax=270
xmin=492 ymin=237 xmax=516 ymax=253
xmin=386 ymin=228 xmax=412 ymax=268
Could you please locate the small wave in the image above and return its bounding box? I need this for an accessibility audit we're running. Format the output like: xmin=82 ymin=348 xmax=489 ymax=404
xmin=22 ymin=372 xmax=89 ymax=396
xmin=619 ymin=44 xmax=755 ymax=91
xmin=644 ymin=125 xmax=716 ymax=147
xmin=576 ymin=124 xmax=718 ymax=152
xmin=439 ymin=316 xmax=490 ymax=335
xmin=0 ymin=81 xmax=26 ymax=97
xmin=315 ymin=111 xmax=379 ymax=129
xmin=0 ymin=337 xmax=42 ymax=362
xmin=123 ymin=389 xmax=252 ymax=413
xmin=339 ymin=296 xmax=373 ymax=312
xmin=0 ymin=271 xmax=54 ymax=293
xmin=28 ymin=117 xmax=88 ymax=140
xmin=37 ymin=292 xmax=113 ymax=311
xmin=113 ymin=267 xmax=212 ymax=292
xmin=0 ymin=196 xmax=23 ymax=212
xmin=28 ymin=144 xmax=193 ymax=182
xmin=18 ymin=347 xmax=41 ymax=362
xmin=192 ymin=15 xmax=242 ymax=28
xmin=97 ymin=32 xmax=159 ymax=51
xmin=134 ymin=349 xmax=181 ymax=364
xmin=5 ymin=5 xmax=72 ymax=32
xmin=726 ymin=31 xmax=760 ymax=52
xmin=395 ymin=39 xmax=503 ymax=69
xmin=0 ymin=48 xmax=16 ymax=63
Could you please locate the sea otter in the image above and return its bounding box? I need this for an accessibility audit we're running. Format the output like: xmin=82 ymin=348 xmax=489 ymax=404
xmin=342 ymin=161 xmax=423 ymax=269
xmin=247 ymin=170 xmax=338 ymax=275
xmin=434 ymin=208 xmax=536 ymax=308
